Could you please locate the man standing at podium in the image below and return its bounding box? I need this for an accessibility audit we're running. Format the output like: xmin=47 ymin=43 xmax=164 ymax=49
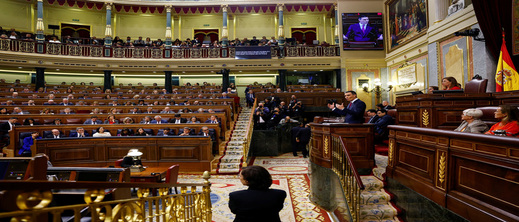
xmin=328 ymin=91 xmax=366 ymax=124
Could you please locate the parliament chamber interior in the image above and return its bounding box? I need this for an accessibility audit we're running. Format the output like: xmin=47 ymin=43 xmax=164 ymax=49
xmin=0 ymin=0 xmax=518 ymax=221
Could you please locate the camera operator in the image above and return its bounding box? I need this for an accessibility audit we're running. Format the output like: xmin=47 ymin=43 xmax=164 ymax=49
xmin=253 ymin=110 xmax=268 ymax=130
xmin=267 ymin=108 xmax=283 ymax=130
xmin=290 ymin=101 xmax=304 ymax=120
xmin=255 ymin=102 xmax=270 ymax=115
xmin=278 ymin=101 xmax=289 ymax=117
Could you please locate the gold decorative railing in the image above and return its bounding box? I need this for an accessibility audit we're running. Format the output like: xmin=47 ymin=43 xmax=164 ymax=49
xmin=331 ymin=135 xmax=364 ymax=221
xmin=0 ymin=172 xmax=212 ymax=222
xmin=0 ymin=39 xmax=340 ymax=59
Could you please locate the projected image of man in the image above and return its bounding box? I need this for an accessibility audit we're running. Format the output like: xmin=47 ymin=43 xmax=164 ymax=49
xmin=345 ymin=15 xmax=383 ymax=42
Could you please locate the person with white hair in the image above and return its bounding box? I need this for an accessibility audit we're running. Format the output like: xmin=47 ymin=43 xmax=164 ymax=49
xmin=454 ymin=108 xmax=489 ymax=133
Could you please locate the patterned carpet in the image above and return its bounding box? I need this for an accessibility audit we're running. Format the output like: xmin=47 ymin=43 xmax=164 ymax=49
xmin=179 ymin=153 xmax=331 ymax=222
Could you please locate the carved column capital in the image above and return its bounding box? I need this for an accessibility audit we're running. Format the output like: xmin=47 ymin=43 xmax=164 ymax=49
xmin=221 ymin=5 xmax=227 ymax=12
xmin=166 ymin=5 xmax=172 ymax=13
xmin=277 ymin=4 xmax=284 ymax=12
xmin=106 ymin=3 xmax=112 ymax=11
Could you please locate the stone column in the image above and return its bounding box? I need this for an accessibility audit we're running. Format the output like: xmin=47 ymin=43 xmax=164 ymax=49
xmin=221 ymin=69 xmax=230 ymax=92
xmin=221 ymin=5 xmax=229 ymax=57
xmin=278 ymin=69 xmax=287 ymax=92
xmin=277 ymin=4 xmax=285 ymax=58
xmin=103 ymin=70 xmax=112 ymax=91
xmin=335 ymin=69 xmax=342 ymax=90
xmin=435 ymin=0 xmax=449 ymax=23
xmin=164 ymin=71 xmax=173 ymax=93
xmin=165 ymin=6 xmax=172 ymax=48
xmin=35 ymin=67 xmax=45 ymax=92
xmin=35 ymin=0 xmax=44 ymax=42
xmin=104 ymin=3 xmax=113 ymax=47
xmin=334 ymin=3 xmax=339 ymax=45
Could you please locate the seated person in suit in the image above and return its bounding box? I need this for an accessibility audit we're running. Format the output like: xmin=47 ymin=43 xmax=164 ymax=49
xmin=70 ymin=127 xmax=90 ymax=137
xmin=198 ymin=126 xmax=216 ymax=141
xmin=93 ymin=126 xmax=111 ymax=137
xmin=485 ymin=105 xmax=519 ymax=137
xmin=187 ymin=116 xmax=200 ymax=123
xmin=229 ymin=166 xmax=286 ymax=222
xmin=170 ymin=114 xmax=188 ymax=124
xmin=121 ymin=149 xmax=143 ymax=168
xmin=84 ymin=115 xmax=103 ymax=125
xmin=157 ymin=127 xmax=175 ymax=136
xmin=20 ymin=131 xmax=41 ymax=157
xmin=46 ymin=129 xmax=63 ymax=138
xmin=151 ymin=115 xmax=168 ymax=124
xmin=381 ymin=101 xmax=394 ymax=110
xmin=204 ymin=115 xmax=220 ymax=127
xmin=60 ymin=107 xmax=75 ymax=114
xmin=374 ymin=109 xmax=394 ymax=144
xmin=178 ymin=127 xmax=193 ymax=136
xmin=140 ymin=116 xmax=153 ymax=124
xmin=366 ymin=109 xmax=379 ymax=123
xmin=454 ymin=108 xmax=489 ymax=134
xmin=0 ymin=117 xmax=19 ymax=145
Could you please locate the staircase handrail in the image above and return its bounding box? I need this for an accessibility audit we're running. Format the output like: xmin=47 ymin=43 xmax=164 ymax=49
xmin=331 ymin=134 xmax=364 ymax=221
xmin=0 ymin=172 xmax=212 ymax=222
xmin=242 ymin=98 xmax=257 ymax=163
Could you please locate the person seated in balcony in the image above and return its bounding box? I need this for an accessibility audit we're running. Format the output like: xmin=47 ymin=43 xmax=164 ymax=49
xmin=485 ymin=105 xmax=519 ymax=137
xmin=133 ymin=36 xmax=144 ymax=47
xmin=91 ymin=36 xmax=100 ymax=45
xmin=454 ymin=109 xmax=488 ymax=133
xmin=93 ymin=126 xmax=111 ymax=137
xmin=441 ymin=76 xmax=462 ymax=90
xmin=22 ymin=33 xmax=33 ymax=41
xmin=125 ymin=36 xmax=132 ymax=46
xmin=9 ymin=31 xmax=18 ymax=40
xmin=48 ymin=36 xmax=60 ymax=43
xmin=156 ymin=39 xmax=164 ymax=47
xmin=229 ymin=165 xmax=286 ymax=222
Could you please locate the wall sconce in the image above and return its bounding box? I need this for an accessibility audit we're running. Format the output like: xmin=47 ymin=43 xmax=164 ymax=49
xmin=362 ymin=79 xmax=393 ymax=103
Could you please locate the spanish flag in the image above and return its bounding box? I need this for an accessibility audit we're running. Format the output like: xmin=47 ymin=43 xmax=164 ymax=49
xmin=495 ymin=34 xmax=519 ymax=92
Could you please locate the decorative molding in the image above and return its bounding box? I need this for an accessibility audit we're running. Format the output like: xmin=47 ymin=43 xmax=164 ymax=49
xmin=422 ymin=109 xmax=430 ymax=127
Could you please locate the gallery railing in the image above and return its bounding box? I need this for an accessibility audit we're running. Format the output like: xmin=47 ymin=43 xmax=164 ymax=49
xmin=0 ymin=39 xmax=340 ymax=59
xmin=331 ymin=135 xmax=365 ymax=222
xmin=0 ymin=172 xmax=212 ymax=222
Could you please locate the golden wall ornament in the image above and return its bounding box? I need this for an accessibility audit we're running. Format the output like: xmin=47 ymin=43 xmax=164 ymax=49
xmin=388 ymin=139 xmax=394 ymax=166
xmin=438 ymin=152 xmax=446 ymax=184
xmin=324 ymin=136 xmax=329 ymax=155
xmin=422 ymin=109 xmax=430 ymax=127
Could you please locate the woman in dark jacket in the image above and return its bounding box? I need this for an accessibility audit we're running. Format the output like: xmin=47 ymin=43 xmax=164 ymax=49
xmin=229 ymin=166 xmax=286 ymax=222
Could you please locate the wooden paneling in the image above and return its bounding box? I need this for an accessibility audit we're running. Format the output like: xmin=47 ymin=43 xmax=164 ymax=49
xmin=35 ymin=137 xmax=212 ymax=172
xmin=387 ymin=125 xmax=519 ymax=221
xmin=309 ymin=123 xmax=374 ymax=169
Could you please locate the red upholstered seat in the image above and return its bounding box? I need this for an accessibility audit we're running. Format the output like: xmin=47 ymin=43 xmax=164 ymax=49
xmin=465 ymin=79 xmax=488 ymax=93
xmin=114 ymin=159 xmax=124 ymax=167
xmin=164 ymin=164 xmax=180 ymax=193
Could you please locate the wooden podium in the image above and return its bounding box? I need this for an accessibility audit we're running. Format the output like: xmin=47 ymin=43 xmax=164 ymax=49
xmin=309 ymin=118 xmax=374 ymax=169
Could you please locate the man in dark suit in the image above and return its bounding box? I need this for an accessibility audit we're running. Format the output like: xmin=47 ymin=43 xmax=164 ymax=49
xmin=291 ymin=123 xmax=302 ymax=156
xmin=366 ymin=109 xmax=379 ymax=123
xmin=198 ymin=126 xmax=217 ymax=154
xmin=170 ymin=114 xmax=188 ymax=124
xmin=204 ymin=115 xmax=221 ymax=128
xmin=296 ymin=124 xmax=311 ymax=158
xmin=374 ymin=109 xmax=394 ymax=144
xmin=382 ymin=101 xmax=395 ymax=110
xmin=328 ymin=91 xmax=366 ymax=124
xmin=157 ymin=127 xmax=175 ymax=136
xmin=151 ymin=115 xmax=168 ymax=124
xmin=46 ymin=129 xmax=64 ymax=138
xmin=69 ymin=127 xmax=90 ymax=137
xmin=83 ymin=115 xmax=103 ymax=125
xmin=246 ymin=91 xmax=255 ymax=108
xmin=59 ymin=98 xmax=74 ymax=106
xmin=0 ymin=117 xmax=18 ymax=146
xmin=345 ymin=15 xmax=382 ymax=42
